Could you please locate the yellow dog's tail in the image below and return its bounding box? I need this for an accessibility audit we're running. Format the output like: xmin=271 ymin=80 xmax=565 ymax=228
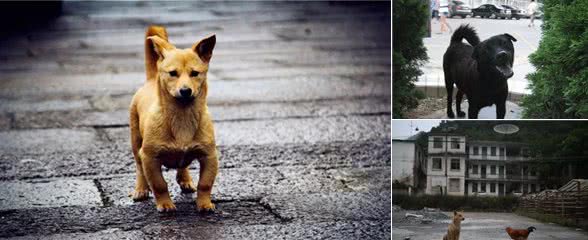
xmin=145 ymin=25 xmax=168 ymax=81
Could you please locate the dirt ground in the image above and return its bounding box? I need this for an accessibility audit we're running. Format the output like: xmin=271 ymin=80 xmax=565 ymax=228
xmin=393 ymin=208 xmax=588 ymax=240
xmin=404 ymin=97 xmax=446 ymax=119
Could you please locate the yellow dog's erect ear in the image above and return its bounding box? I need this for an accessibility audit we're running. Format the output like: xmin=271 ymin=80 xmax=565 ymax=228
xmin=192 ymin=34 xmax=216 ymax=63
xmin=147 ymin=35 xmax=174 ymax=59
xmin=145 ymin=25 xmax=172 ymax=80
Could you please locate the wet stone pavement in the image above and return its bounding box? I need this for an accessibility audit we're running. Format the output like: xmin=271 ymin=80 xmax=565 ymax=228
xmin=0 ymin=2 xmax=391 ymax=239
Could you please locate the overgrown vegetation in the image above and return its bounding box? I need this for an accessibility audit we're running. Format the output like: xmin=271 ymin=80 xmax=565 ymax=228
xmin=516 ymin=209 xmax=588 ymax=230
xmin=392 ymin=0 xmax=428 ymax=118
xmin=393 ymin=194 xmax=519 ymax=212
xmin=522 ymin=0 xmax=588 ymax=118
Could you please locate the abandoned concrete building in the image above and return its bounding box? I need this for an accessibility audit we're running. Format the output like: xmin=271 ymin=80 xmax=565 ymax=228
xmin=425 ymin=134 xmax=543 ymax=196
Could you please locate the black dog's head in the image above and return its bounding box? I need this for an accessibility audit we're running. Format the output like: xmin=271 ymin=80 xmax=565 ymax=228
xmin=472 ymin=33 xmax=517 ymax=79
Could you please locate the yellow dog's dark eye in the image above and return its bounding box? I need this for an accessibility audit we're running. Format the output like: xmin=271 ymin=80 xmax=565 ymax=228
xmin=169 ymin=70 xmax=178 ymax=77
xmin=190 ymin=71 xmax=199 ymax=77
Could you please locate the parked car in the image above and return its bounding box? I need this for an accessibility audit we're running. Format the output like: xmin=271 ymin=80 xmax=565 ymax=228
xmin=448 ymin=0 xmax=472 ymax=18
xmin=501 ymin=5 xmax=523 ymax=20
xmin=472 ymin=4 xmax=515 ymax=19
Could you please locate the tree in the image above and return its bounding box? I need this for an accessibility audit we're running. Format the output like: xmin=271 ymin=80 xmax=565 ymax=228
xmin=393 ymin=0 xmax=429 ymax=118
xmin=522 ymin=0 xmax=588 ymax=118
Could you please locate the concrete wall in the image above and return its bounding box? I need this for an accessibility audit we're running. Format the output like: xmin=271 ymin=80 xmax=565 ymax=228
xmin=392 ymin=141 xmax=416 ymax=186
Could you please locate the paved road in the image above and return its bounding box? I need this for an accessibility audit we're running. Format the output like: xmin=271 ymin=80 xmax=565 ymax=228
xmin=393 ymin=211 xmax=588 ymax=240
xmin=419 ymin=17 xmax=542 ymax=95
xmin=0 ymin=2 xmax=391 ymax=239
xmin=420 ymin=100 xmax=523 ymax=119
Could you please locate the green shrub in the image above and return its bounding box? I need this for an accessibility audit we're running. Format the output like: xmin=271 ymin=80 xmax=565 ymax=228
xmin=522 ymin=0 xmax=588 ymax=118
xmin=392 ymin=194 xmax=519 ymax=211
xmin=392 ymin=0 xmax=429 ymax=118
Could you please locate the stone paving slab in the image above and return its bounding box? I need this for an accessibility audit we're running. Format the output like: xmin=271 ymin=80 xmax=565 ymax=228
xmin=0 ymin=179 xmax=101 ymax=211
xmin=104 ymin=115 xmax=390 ymax=146
xmin=0 ymin=191 xmax=389 ymax=238
xmin=0 ymin=139 xmax=390 ymax=180
xmin=0 ymin=49 xmax=390 ymax=76
xmin=0 ymin=128 xmax=97 ymax=154
xmin=4 ymin=220 xmax=391 ymax=240
xmin=3 ymin=229 xmax=145 ymax=240
xmin=0 ymin=98 xmax=91 ymax=113
xmin=0 ymin=74 xmax=389 ymax=103
xmin=136 ymin=220 xmax=391 ymax=240
xmin=261 ymin=191 xmax=391 ymax=222
xmin=0 ymin=201 xmax=278 ymax=238
xmin=7 ymin=97 xmax=389 ymax=129
xmin=99 ymin=166 xmax=390 ymax=206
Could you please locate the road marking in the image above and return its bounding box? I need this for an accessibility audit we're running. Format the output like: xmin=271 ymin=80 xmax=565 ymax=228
xmin=513 ymin=31 xmax=537 ymax=51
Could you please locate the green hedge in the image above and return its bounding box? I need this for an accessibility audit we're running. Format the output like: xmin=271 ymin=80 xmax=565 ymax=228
xmin=522 ymin=0 xmax=588 ymax=118
xmin=392 ymin=0 xmax=429 ymax=118
xmin=393 ymin=194 xmax=519 ymax=211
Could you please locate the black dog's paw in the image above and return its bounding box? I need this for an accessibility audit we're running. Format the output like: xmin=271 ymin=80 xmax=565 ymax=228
xmin=447 ymin=110 xmax=455 ymax=118
xmin=457 ymin=111 xmax=466 ymax=118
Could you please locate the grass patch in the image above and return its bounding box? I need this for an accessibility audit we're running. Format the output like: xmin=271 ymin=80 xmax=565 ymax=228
xmin=515 ymin=209 xmax=588 ymax=231
xmin=392 ymin=194 xmax=519 ymax=212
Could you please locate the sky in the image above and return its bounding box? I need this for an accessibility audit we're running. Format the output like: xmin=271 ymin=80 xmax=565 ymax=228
xmin=392 ymin=120 xmax=442 ymax=140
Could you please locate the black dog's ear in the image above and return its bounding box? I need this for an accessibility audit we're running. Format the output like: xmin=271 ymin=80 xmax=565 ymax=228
xmin=503 ymin=33 xmax=517 ymax=42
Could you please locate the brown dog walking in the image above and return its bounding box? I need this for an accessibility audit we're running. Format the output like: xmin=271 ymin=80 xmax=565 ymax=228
xmin=129 ymin=25 xmax=218 ymax=212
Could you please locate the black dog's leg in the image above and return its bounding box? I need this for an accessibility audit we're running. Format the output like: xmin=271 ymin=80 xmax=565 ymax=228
xmin=446 ymin=84 xmax=455 ymax=118
xmin=468 ymin=105 xmax=479 ymax=119
xmin=455 ymin=90 xmax=466 ymax=118
xmin=496 ymin=102 xmax=506 ymax=119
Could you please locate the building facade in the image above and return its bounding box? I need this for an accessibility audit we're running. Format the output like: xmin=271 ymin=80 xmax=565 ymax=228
xmin=466 ymin=140 xmax=542 ymax=196
xmin=392 ymin=138 xmax=427 ymax=195
xmin=425 ymin=134 xmax=543 ymax=196
xmin=425 ymin=134 xmax=467 ymax=196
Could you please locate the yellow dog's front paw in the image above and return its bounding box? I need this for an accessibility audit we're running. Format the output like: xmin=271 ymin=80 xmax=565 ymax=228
xmin=130 ymin=189 xmax=150 ymax=202
xmin=196 ymin=199 xmax=216 ymax=212
xmin=179 ymin=181 xmax=197 ymax=193
xmin=156 ymin=200 xmax=177 ymax=213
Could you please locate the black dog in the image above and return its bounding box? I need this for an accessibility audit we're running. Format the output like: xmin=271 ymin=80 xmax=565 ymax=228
xmin=443 ymin=24 xmax=517 ymax=119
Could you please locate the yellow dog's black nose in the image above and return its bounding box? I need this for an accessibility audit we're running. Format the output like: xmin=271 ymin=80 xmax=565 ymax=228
xmin=179 ymin=87 xmax=192 ymax=98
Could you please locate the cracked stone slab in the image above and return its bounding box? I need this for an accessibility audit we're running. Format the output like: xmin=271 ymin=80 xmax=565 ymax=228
xmin=0 ymin=179 xmax=101 ymax=211
xmin=0 ymin=139 xmax=389 ymax=180
xmin=9 ymin=97 xmax=390 ymax=129
xmin=105 ymin=115 xmax=391 ymax=147
xmin=99 ymin=166 xmax=390 ymax=206
xmin=3 ymin=229 xmax=145 ymax=240
xmin=0 ymin=201 xmax=279 ymax=238
xmin=139 ymin=220 xmax=391 ymax=240
xmin=260 ymin=191 xmax=391 ymax=222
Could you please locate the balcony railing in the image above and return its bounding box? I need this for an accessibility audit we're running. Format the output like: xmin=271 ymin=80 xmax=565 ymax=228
xmin=468 ymin=155 xmax=532 ymax=161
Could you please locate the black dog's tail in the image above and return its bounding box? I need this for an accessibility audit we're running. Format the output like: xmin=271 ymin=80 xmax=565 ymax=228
xmin=450 ymin=24 xmax=480 ymax=46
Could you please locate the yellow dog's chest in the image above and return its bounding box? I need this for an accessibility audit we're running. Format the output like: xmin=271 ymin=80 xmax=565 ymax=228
xmin=157 ymin=147 xmax=204 ymax=169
